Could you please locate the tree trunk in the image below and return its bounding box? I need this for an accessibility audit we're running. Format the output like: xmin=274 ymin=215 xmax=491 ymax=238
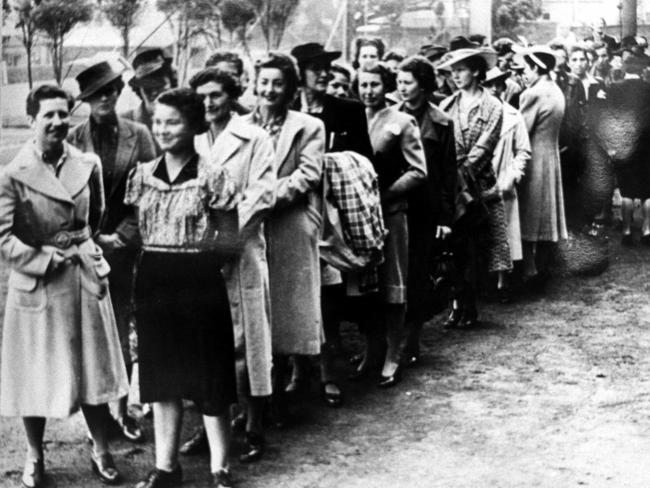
xmin=26 ymin=45 xmax=33 ymax=89
xmin=122 ymin=26 xmax=130 ymax=58
xmin=622 ymin=0 xmax=637 ymax=39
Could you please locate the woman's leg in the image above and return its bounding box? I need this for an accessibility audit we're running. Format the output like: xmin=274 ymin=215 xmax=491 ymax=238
xmin=152 ymin=400 xmax=183 ymax=471
xmin=621 ymin=197 xmax=634 ymax=237
xmin=81 ymin=404 xmax=112 ymax=455
xmin=23 ymin=417 xmax=46 ymax=461
xmin=522 ymin=241 xmax=538 ymax=278
xmin=642 ymin=199 xmax=650 ymax=236
xmin=382 ymin=303 xmax=406 ymax=377
xmin=203 ymin=414 xmax=230 ymax=473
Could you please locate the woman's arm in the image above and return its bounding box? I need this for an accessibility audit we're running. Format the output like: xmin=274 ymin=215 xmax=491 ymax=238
xmin=383 ymin=116 xmax=427 ymax=202
xmin=87 ymin=154 xmax=106 ymax=236
xmin=465 ymin=102 xmax=503 ymax=175
xmin=511 ymin=111 xmax=532 ymax=182
xmin=0 ymin=170 xmax=56 ymax=275
xmin=238 ymin=132 xmax=277 ymax=238
xmin=274 ymin=118 xmax=325 ymax=209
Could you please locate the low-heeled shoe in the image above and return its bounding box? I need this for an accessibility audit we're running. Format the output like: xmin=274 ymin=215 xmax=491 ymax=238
xmin=135 ymin=466 xmax=183 ymax=488
xmin=90 ymin=451 xmax=121 ymax=485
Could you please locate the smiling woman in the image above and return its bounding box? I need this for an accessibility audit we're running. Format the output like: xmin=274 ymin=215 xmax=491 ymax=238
xmin=0 ymin=84 xmax=129 ymax=487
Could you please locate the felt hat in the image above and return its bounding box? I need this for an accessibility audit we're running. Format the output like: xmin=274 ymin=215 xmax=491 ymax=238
xmin=513 ymin=45 xmax=557 ymax=71
xmin=290 ymin=43 xmax=341 ymax=66
xmin=419 ymin=44 xmax=448 ymax=63
xmin=131 ymin=47 xmax=173 ymax=80
xmin=75 ymin=60 xmax=124 ymax=101
xmin=449 ymin=35 xmax=480 ymax=51
xmin=436 ymin=47 xmax=498 ymax=72
xmin=483 ymin=67 xmax=511 ymax=85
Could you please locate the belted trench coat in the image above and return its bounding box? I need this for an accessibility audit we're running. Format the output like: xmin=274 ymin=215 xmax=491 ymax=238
xmin=196 ymin=116 xmax=276 ymax=397
xmin=0 ymin=142 xmax=128 ymax=418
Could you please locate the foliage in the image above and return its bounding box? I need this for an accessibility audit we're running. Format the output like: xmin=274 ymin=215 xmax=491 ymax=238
xmin=11 ymin=0 xmax=40 ymax=88
xmin=157 ymin=0 xmax=222 ymax=83
xmin=248 ymin=0 xmax=300 ymax=50
xmin=100 ymin=0 xmax=145 ymax=57
xmin=492 ymin=0 xmax=542 ymax=39
xmin=220 ymin=0 xmax=255 ymax=54
xmin=32 ymin=0 xmax=94 ymax=85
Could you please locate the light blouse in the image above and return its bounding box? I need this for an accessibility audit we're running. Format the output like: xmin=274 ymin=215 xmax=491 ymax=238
xmin=124 ymin=154 xmax=238 ymax=252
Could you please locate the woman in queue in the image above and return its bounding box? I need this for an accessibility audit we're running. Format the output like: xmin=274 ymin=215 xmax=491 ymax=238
xmin=126 ymin=88 xmax=239 ymax=488
xmin=438 ymin=48 xmax=511 ymax=327
xmin=243 ymin=53 xmax=325 ymax=423
xmin=394 ymin=55 xmax=457 ymax=365
xmin=0 ymin=85 xmax=128 ymax=487
xmin=190 ymin=68 xmax=276 ymax=464
xmin=356 ymin=63 xmax=427 ymax=386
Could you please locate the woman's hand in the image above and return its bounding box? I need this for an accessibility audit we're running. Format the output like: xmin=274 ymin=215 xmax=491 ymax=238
xmin=96 ymin=233 xmax=126 ymax=253
xmin=436 ymin=225 xmax=452 ymax=240
xmin=46 ymin=247 xmax=67 ymax=273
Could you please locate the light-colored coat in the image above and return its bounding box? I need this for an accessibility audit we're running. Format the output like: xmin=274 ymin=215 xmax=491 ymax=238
xmin=518 ymin=75 xmax=568 ymax=242
xmin=196 ymin=116 xmax=276 ymax=397
xmin=0 ymin=142 xmax=128 ymax=418
xmin=491 ymin=102 xmax=531 ymax=261
xmin=242 ymin=110 xmax=325 ymax=355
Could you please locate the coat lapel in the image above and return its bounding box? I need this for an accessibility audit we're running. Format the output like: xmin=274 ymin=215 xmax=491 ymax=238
xmin=275 ymin=111 xmax=302 ymax=173
xmin=210 ymin=117 xmax=249 ymax=167
xmin=111 ymin=119 xmax=137 ymax=199
xmin=9 ymin=143 xmax=80 ymax=204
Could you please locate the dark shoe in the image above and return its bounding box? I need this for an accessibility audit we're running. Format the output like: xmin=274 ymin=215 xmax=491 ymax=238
xmin=21 ymin=459 xmax=44 ymax=488
xmin=90 ymin=451 xmax=121 ymax=485
xmin=459 ymin=307 xmax=478 ymax=328
xmin=348 ymin=353 xmax=364 ymax=366
xmin=119 ymin=414 xmax=144 ymax=443
xmin=239 ymin=432 xmax=265 ymax=463
xmin=135 ymin=466 xmax=183 ymax=488
xmin=179 ymin=427 xmax=208 ymax=456
xmin=642 ymin=233 xmax=650 ymax=246
xmin=497 ymin=286 xmax=511 ymax=304
xmin=378 ymin=365 xmax=402 ymax=388
xmin=320 ymin=381 xmax=343 ymax=408
xmin=211 ymin=469 xmax=233 ymax=487
xmin=231 ymin=411 xmax=247 ymax=432
xmin=284 ymin=377 xmax=308 ymax=396
xmin=443 ymin=307 xmax=463 ymax=329
xmin=622 ymin=233 xmax=634 ymax=246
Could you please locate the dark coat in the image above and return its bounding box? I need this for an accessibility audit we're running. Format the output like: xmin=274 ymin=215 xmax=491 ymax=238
xmin=293 ymin=93 xmax=373 ymax=160
xmin=68 ymin=116 xmax=156 ymax=244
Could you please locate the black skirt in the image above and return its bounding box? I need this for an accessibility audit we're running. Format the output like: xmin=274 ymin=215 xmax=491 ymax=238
xmin=134 ymin=251 xmax=237 ymax=416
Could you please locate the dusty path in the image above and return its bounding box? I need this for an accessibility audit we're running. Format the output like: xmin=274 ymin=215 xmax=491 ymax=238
xmin=2 ymin=237 xmax=650 ymax=488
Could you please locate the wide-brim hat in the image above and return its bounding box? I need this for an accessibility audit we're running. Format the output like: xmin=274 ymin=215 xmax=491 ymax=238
xmin=419 ymin=44 xmax=448 ymax=63
xmin=131 ymin=47 xmax=173 ymax=80
xmin=449 ymin=35 xmax=480 ymax=51
xmin=76 ymin=60 xmax=125 ymax=100
xmin=483 ymin=67 xmax=511 ymax=84
xmin=513 ymin=45 xmax=557 ymax=71
xmin=290 ymin=43 xmax=341 ymax=66
xmin=436 ymin=47 xmax=498 ymax=72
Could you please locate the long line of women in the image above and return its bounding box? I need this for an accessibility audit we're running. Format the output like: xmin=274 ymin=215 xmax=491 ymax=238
xmin=0 ymin=37 xmax=568 ymax=488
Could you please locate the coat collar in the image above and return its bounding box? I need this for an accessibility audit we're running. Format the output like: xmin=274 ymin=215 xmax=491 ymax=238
xmin=395 ymin=100 xmax=450 ymax=141
xmin=207 ymin=115 xmax=251 ymax=166
xmin=8 ymin=142 xmax=95 ymax=204
xmin=274 ymin=110 xmax=304 ymax=170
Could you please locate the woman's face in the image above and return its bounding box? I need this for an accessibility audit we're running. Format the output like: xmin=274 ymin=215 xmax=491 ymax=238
xmin=397 ymin=70 xmax=423 ymax=105
xmin=450 ymin=61 xmax=477 ymax=90
xmin=152 ymin=103 xmax=193 ymax=153
xmin=87 ymin=80 xmax=120 ymax=120
xmin=32 ymin=97 xmax=70 ymax=149
xmin=523 ymin=62 xmax=540 ymax=86
xmin=195 ymin=80 xmax=231 ymax=125
xmin=358 ymin=70 xmax=385 ymax=109
xmin=327 ymin=71 xmax=351 ymax=98
xmin=256 ymin=67 xmax=288 ymax=111
xmin=358 ymin=45 xmax=379 ymax=70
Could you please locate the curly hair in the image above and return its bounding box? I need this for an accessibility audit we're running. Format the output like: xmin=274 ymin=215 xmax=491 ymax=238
xmin=205 ymin=50 xmax=244 ymax=76
xmin=188 ymin=68 xmax=242 ymax=99
xmin=254 ymin=52 xmax=300 ymax=106
xmin=26 ymin=84 xmax=75 ymax=117
xmin=356 ymin=63 xmax=395 ymax=93
xmin=353 ymin=37 xmax=386 ymax=69
xmin=398 ymin=55 xmax=437 ymax=93
xmin=155 ymin=88 xmax=208 ymax=135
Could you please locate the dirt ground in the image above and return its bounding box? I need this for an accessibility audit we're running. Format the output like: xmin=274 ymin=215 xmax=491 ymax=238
xmin=2 ymin=233 xmax=650 ymax=488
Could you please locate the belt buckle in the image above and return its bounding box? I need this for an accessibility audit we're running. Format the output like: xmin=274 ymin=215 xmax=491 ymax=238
xmin=53 ymin=231 xmax=72 ymax=249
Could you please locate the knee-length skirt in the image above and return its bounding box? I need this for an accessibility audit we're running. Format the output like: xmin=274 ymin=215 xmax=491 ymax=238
xmin=134 ymin=251 xmax=237 ymax=416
